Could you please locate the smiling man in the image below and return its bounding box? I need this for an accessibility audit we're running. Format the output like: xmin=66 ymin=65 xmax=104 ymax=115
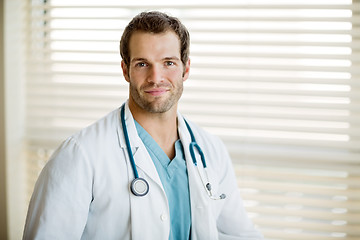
xmin=124 ymin=31 xmax=187 ymax=113
xmin=122 ymin=29 xmax=190 ymax=159
xmin=23 ymin=11 xmax=263 ymax=240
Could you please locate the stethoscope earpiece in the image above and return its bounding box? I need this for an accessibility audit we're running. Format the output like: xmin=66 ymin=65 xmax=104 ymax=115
xmin=206 ymin=182 xmax=226 ymax=200
xmin=185 ymin=119 xmax=226 ymax=201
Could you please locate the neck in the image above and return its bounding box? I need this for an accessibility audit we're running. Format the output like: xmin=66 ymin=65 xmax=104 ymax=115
xmin=128 ymin=99 xmax=179 ymax=159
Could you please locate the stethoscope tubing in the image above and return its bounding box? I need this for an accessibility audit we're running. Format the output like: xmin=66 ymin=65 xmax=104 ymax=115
xmin=184 ymin=119 xmax=207 ymax=168
xmin=121 ymin=106 xmax=139 ymax=179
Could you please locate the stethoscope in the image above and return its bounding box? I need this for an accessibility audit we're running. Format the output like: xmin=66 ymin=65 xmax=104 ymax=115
xmin=121 ymin=105 xmax=226 ymax=200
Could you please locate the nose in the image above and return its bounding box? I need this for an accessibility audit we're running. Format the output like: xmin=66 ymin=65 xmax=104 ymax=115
xmin=147 ymin=65 xmax=163 ymax=84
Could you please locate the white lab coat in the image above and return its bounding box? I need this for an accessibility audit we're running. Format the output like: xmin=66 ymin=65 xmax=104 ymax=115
xmin=23 ymin=102 xmax=263 ymax=240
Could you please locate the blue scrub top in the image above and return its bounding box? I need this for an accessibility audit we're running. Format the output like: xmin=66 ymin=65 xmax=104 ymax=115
xmin=135 ymin=120 xmax=191 ymax=240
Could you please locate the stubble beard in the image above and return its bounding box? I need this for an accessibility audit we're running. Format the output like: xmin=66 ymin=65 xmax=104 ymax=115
xmin=129 ymin=82 xmax=183 ymax=114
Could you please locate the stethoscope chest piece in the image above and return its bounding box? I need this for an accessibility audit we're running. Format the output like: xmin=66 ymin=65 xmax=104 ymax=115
xmin=130 ymin=178 xmax=149 ymax=197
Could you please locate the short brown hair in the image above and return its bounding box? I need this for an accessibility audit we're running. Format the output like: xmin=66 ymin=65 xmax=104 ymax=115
xmin=120 ymin=11 xmax=190 ymax=67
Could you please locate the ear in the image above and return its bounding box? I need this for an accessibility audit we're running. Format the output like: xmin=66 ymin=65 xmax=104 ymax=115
xmin=121 ymin=60 xmax=130 ymax=82
xmin=182 ymin=58 xmax=191 ymax=82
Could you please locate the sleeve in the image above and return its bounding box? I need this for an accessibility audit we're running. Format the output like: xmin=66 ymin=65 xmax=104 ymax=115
xmin=22 ymin=138 xmax=93 ymax=240
xmin=215 ymin=140 xmax=264 ymax=240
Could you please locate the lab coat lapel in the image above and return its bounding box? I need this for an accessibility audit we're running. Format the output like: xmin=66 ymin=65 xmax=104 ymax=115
xmin=178 ymin=114 xmax=219 ymax=240
xmin=117 ymin=103 xmax=163 ymax=189
xmin=117 ymin=103 xmax=169 ymax=239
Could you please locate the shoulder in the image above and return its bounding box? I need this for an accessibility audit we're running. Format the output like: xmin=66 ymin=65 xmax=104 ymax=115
xmin=50 ymin=108 xmax=122 ymax=164
xmin=71 ymin=108 xmax=121 ymax=143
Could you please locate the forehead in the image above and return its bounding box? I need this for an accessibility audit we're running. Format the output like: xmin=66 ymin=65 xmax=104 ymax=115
xmin=128 ymin=30 xmax=181 ymax=59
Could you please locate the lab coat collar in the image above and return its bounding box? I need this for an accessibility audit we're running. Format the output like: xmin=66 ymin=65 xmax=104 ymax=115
xmin=118 ymin=101 xmax=142 ymax=149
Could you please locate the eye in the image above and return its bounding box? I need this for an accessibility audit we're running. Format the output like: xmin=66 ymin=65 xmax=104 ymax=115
xmin=165 ymin=61 xmax=175 ymax=66
xmin=135 ymin=62 xmax=148 ymax=68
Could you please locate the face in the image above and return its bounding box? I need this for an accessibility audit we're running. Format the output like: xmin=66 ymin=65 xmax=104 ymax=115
xmin=121 ymin=31 xmax=190 ymax=114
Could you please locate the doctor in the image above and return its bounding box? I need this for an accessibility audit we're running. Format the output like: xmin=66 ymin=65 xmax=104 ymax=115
xmin=23 ymin=11 xmax=263 ymax=240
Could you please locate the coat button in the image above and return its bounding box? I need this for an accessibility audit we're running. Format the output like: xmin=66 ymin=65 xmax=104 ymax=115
xmin=160 ymin=213 xmax=168 ymax=221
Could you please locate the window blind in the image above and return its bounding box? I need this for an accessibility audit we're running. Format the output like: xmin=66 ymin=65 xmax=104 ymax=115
xmin=25 ymin=0 xmax=360 ymax=239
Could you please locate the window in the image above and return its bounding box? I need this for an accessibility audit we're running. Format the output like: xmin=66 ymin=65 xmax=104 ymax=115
xmin=25 ymin=0 xmax=360 ymax=239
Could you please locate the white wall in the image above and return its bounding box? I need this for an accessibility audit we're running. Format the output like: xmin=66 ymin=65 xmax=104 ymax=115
xmin=3 ymin=0 xmax=27 ymax=239
xmin=0 ymin=0 xmax=9 ymax=238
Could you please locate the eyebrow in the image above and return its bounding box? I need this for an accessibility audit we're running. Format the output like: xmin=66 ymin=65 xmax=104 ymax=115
xmin=130 ymin=58 xmax=147 ymax=63
xmin=130 ymin=56 xmax=180 ymax=63
xmin=163 ymin=56 xmax=180 ymax=61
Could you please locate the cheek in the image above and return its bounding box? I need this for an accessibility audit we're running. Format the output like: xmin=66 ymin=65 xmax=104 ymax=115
xmin=168 ymin=68 xmax=184 ymax=80
xmin=128 ymin=70 xmax=144 ymax=83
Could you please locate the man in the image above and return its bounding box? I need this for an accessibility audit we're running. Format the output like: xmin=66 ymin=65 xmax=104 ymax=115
xmin=23 ymin=11 xmax=263 ymax=240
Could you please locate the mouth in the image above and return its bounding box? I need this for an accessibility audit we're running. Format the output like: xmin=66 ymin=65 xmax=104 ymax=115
xmin=144 ymin=88 xmax=169 ymax=97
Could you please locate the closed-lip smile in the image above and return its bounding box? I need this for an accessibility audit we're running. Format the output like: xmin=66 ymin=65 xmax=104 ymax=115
xmin=144 ymin=88 xmax=168 ymax=96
